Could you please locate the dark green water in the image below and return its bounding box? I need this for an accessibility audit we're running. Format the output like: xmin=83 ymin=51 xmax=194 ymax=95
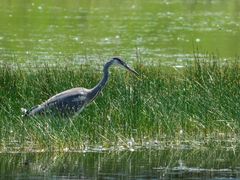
xmin=0 ymin=0 xmax=240 ymax=65
xmin=1 ymin=149 xmax=240 ymax=180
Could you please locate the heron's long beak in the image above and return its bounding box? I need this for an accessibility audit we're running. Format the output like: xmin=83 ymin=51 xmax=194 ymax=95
xmin=124 ymin=65 xmax=139 ymax=76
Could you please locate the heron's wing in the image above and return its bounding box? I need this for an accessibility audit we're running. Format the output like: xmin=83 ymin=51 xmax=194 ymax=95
xmin=45 ymin=87 xmax=89 ymax=104
xmin=28 ymin=87 xmax=90 ymax=116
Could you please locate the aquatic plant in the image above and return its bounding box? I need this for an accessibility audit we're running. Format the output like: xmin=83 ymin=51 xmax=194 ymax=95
xmin=0 ymin=59 xmax=240 ymax=152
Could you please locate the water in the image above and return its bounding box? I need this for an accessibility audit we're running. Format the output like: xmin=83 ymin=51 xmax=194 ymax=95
xmin=1 ymin=149 xmax=240 ymax=180
xmin=0 ymin=0 xmax=239 ymax=65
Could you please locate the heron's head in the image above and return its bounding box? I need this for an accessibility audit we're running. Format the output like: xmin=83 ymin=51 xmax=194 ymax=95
xmin=111 ymin=57 xmax=139 ymax=76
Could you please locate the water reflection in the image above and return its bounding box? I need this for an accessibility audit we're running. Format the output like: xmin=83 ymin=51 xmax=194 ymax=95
xmin=1 ymin=148 xmax=240 ymax=179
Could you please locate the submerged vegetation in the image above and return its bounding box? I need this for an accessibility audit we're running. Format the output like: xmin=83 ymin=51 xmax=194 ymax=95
xmin=0 ymin=58 xmax=240 ymax=152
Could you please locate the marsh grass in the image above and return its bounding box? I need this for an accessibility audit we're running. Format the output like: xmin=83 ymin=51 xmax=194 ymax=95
xmin=0 ymin=59 xmax=240 ymax=152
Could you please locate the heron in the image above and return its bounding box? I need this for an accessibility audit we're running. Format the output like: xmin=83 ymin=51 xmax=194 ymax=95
xmin=21 ymin=57 xmax=139 ymax=117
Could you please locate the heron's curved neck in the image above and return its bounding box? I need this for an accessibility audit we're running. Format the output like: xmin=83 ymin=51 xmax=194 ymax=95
xmin=88 ymin=61 xmax=113 ymax=100
xmin=96 ymin=63 xmax=111 ymax=90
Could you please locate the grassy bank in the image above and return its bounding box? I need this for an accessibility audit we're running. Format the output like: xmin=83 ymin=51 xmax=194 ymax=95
xmin=0 ymin=59 xmax=240 ymax=152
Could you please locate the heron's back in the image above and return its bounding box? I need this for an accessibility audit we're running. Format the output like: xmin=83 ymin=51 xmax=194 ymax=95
xmin=26 ymin=87 xmax=90 ymax=117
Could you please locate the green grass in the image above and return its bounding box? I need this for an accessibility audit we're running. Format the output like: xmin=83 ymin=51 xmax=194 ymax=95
xmin=0 ymin=59 xmax=240 ymax=152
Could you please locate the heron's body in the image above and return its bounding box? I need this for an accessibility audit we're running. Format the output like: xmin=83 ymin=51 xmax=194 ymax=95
xmin=21 ymin=57 xmax=138 ymax=117
xmin=25 ymin=88 xmax=89 ymax=117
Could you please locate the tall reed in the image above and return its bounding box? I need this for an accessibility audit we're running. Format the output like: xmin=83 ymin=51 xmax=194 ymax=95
xmin=0 ymin=59 xmax=240 ymax=152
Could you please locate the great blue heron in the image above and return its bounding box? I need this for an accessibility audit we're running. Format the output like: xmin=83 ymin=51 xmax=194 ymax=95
xmin=21 ymin=57 xmax=139 ymax=117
